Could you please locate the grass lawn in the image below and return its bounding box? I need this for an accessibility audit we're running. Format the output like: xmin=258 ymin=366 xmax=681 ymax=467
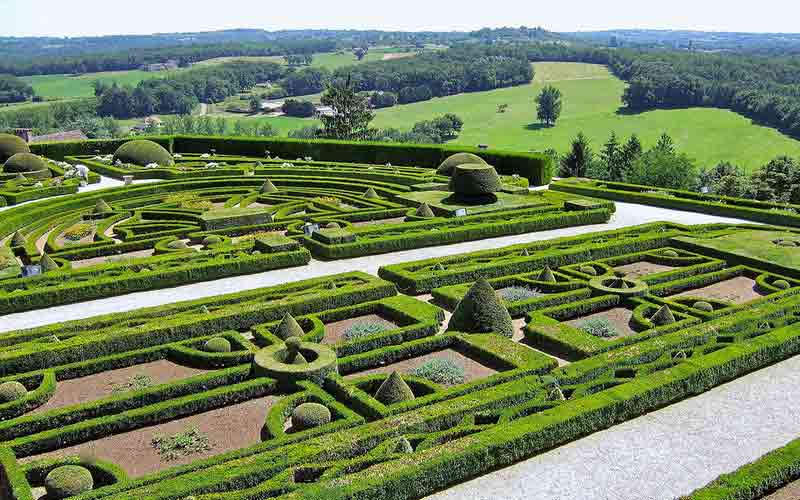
xmin=677 ymin=229 xmax=800 ymax=269
xmin=20 ymin=69 xmax=184 ymax=100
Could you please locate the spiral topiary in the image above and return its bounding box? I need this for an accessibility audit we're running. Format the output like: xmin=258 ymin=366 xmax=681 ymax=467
xmin=113 ymin=140 xmax=174 ymax=167
xmin=44 ymin=465 xmax=94 ymax=499
xmin=436 ymin=152 xmax=487 ymax=176
xmin=3 ymin=153 xmax=50 ymax=177
xmin=204 ymin=337 xmax=232 ymax=353
xmin=0 ymin=381 xmax=27 ymax=403
xmin=0 ymin=133 xmax=30 ymax=163
xmin=291 ymin=402 xmax=331 ymax=431
xmin=374 ymin=371 xmax=415 ymax=405
xmin=447 ymin=278 xmax=513 ymax=337
xmin=448 ymin=164 xmax=501 ymax=197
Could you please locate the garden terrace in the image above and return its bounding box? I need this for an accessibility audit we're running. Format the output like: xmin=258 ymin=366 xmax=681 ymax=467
xmin=0 ymin=157 xmax=101 ymax=207
xmin=0 ymin=143 xmax=604 ymax=314
xmin=3 ymin=222 xmax=800 ymax=500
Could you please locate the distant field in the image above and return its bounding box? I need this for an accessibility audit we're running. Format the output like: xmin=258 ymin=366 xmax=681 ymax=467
xmin=20 ymin=69 xmax=183 ymax=100
xmin=196 ymin=47 xmax=417 ymax=71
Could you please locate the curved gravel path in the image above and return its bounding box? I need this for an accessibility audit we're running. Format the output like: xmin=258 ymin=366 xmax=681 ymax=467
xmin=0 ymin=201 xmax=751 ymax=333
xmin=428 ymin=354 xmax=800 ymax=500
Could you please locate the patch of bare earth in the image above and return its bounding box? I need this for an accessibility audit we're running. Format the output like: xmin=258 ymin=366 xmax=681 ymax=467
xmin=567 ymin=307 xmax=637 ymax=338
xmin=323 ymin=314 xmax=399 ymax=344
xmin=70 ymin=249 xmax=155 ymax=269
xmin=672 ymin=276 xmax=763 ymax=304
xmin=344 ymin=349 xmax=497 ymax=384
xmin=382 ymin=53 xmax=414 ymax=60
xmin=32 ymin=360 xmax=211 ymax=414
xmin=615 ymin=261 xmax=677 ymax=279
xmin=763 ymin=479 xmax=800 ymax=499
xmin=24 ymin=395 xmax=280 ymax=478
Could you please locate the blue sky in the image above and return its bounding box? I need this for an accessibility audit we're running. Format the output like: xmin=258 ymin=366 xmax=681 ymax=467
xmin=3 ymin=0 xmax=800 ymax=37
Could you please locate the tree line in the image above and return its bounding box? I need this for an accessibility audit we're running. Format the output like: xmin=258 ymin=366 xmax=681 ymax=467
xmin=0 ymin=75 xmax=35 ymax=104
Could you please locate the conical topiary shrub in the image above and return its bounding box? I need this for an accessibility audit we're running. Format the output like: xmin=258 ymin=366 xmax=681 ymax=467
xmin=283 ymin=337 xmax=307 ymax=364
xmin=40 ymin=253 xmax=59 ymax=273
xmin=415 ymin=203 xmax=434 ymax=218
xmin=260 ymin=179 xmax=278 ymax=193
xmin=650 ymin=304 xmax=676 ymax=326
xmin=363 ymin=187 xmax=380 ymax=199
xmin=433 ymin=263 xmax=446 ymax=272
xmin=95 ymin=199 xmax=112 ymax=214
xmin=273 ymin=313 xmax=304 ymax=340
xmin=520 ymin=248 xmax=530 ymax=257
xmin=11 ymin=230 xmax=26 ymax=247
xmin=606 ymin=277 xmax=630 ymax=289
xmin=537 ymin=265 xmax=556 ymax=283
xmin=447 ymin=278 xmax=514 ymax=337
xmin=14 ymin=173 xmax=27 ymax=183
xmin=374 ymin=371 xmax=415 ymax=405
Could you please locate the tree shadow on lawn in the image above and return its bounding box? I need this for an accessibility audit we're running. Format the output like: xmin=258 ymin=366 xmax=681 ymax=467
xmin=524 ymin=122 xmax=552 ymax=131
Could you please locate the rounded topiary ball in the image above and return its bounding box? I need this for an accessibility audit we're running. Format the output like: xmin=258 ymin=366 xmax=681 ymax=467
xmin=291 ymin=402 xmax=331 ymax=431
xmin=44 ymin=465 xmax=94 ymax=499
xmin=0 ymin=133 xmax=31 ymax=163
xmin=437 ymin=152 xmax=487 ymax=176
xmin=774 ymin=279 xmax=791 ymax=290
xmin=0 ymin=381 xmax=27 ymax=403
xmin=3 ymin=153 xmax=49 ymax=174
xmin=202 ymin=235 xmax=222 ymax=246
xmin=167 ymin=240 xmax=188 ymax=250
xmin=661 ymin=250 xmax=679 ymax=258
xmin=204 ymin=337 xmax=232 ymax=353
xmin=113 ymin=140 xmax=174 ymax=167
xmin=693 ymin=301 xmax=714 ymax=312
xmin=448 ymin=164 xmax=502 ymax=197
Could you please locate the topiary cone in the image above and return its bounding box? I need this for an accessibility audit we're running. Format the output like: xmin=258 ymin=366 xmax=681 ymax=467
xmin=11 ymin=230 xmax=27 ymax=247
xmin=40 ymin=253 xmax=59 ymax=273
xmin=374 ymin=371 xmax=415 ymax=405
xmin=273 ymin=313 xmax=304 ymax=340
xmin=520 ymin=248 xmax=530 ymax=257
xmin=260 ymin=179 xmax=278 ymax=193
xmin=95 ymin=199 xmax=112 ymax=213
xmin=14 ymin=173 xmax=27 ymax=183
xmin=650 ymin=304 xmax=676 ymax=326
xmin=537 ymin=265 xmax=556 ymax=283
xmin=433 ymin=263 xmax=446 ymax=272
xmin=415 ymin=203 xmax=434 ymax=218
xmin=363 ymin=187 xmax=380 ymax=199
xmin=447 ymin=278 xmax=514 ymax=337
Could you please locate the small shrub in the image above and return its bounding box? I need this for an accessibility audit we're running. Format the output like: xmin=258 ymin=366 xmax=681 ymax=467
xmin=151 ymin=427 xmax=211 ymax=461
xmin=661 ymin=250 xmax=679 ymax=257
xmin=202 ymin=235 xmax=222 ymax=246
xmin=343 ymin=321 xmax=389 ymax=341
xmin=167 ymin=240 xmax=189 ymax=250
xmin=498 ymin=286 xmax=543 ymax=303
xmin=693 ymin=301 xmax=714 ymax=312
xmin=448 ymin=279 xmax=514 ymax=337
xmin=774 ymin=279 xmax=791 ymax=290
xmin=578 ymin=318 xmax=619 ymax=338
xmin=110 ymin=374 xmax=153 ymax=394
xmin=0 ymin=381 xmax=27 ymax=403
xmin=204 ymin=337 xmax=232 ymax=353
xmin=291 ymin=402 xmax=332 ymax=431
xmin=579 ymin=265 xmax=597 ymax=276
xmin=44 ymin=465 xmax=94 ymax=499
xmin=374 ymin=371 xmax=415 ymax=405
xmin=411 ymin=358 xmax=466 ymax=385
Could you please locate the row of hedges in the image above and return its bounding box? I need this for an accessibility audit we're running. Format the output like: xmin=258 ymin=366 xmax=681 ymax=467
xmin=30 ymin=135 xmax=552 ymax=185
xmin=550 ymin=178 xmax=800 ymax=227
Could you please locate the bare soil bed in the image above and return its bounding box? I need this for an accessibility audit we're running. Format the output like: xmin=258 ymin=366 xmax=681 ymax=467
xmin=763 ymin=479 xmax=800 ymax=499
xmin=32 ymin=360 xmax=211 ymax=414
xmin=615 ymin=261 xmax=678 ymax=279
xmin=671 ymin=276 xmax=763 ymax=304
xmin=344 ymin=349 xmax=498 ymax=385
xmin=322 ymin=313 xmax=399 ymax=344
xmin=567 ymin=307 xmax=638 ymax=338
xmin=24 ymin=395 xmax=280 ymax=477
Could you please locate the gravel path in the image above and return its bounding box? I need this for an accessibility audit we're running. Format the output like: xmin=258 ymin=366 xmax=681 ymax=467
xmin=0 ymin=202 xmax=751 ymax=333
xmin=427 ymin=354 xmax=800 ymax=500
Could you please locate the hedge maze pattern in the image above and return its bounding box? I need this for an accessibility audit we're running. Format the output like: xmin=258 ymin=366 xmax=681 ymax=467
xmin=0 ymin=137 xmax=606 ymax=314
xmin=2 ymin=220 xmax=800 ymax=500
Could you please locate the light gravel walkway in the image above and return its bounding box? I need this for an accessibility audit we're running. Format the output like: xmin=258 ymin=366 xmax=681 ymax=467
xmin=0 ymin=202 xmax=751 ymax=333
xmin=428 ymin=354 xmax=800 ymax=500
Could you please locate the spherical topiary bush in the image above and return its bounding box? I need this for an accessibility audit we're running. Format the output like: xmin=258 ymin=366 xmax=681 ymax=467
xmin=374 ymin=371 xmax=415 ymax=405
xmin=3 ymin=153 xmax=49 ymax=176
xmin=693 ymin=301 xmax=714 ymax=312
xmin=661 ymin=249 xmax=679 ymax=258
xmin=204 ymin=337 xmax=231 ymax=353
xmin=44 ymin=465 xmax=94 ymax=499
xmin=447 ymin=278 xmax=513 ymax=337
xmin=113 ymin=140 xmax=174 ymax=167
xmin=0 ymin=381 xmax=27 ymax=403
xmin=202 ymin=235 xmax=222 ymax=247
xmin=167 ymin=240 xmax=188 ymax=250
xmin=774 ymin=279 xmax=791 ymax=290
xmin=437 ymin=152 xmax=487 ymax=176
xmin=0 ymin=133 xmax=30 ymax=163
xmin=291 ymin=402 xmax=332 ymax=431
xmin=448 ymin=164 xmax=502 ymax=198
